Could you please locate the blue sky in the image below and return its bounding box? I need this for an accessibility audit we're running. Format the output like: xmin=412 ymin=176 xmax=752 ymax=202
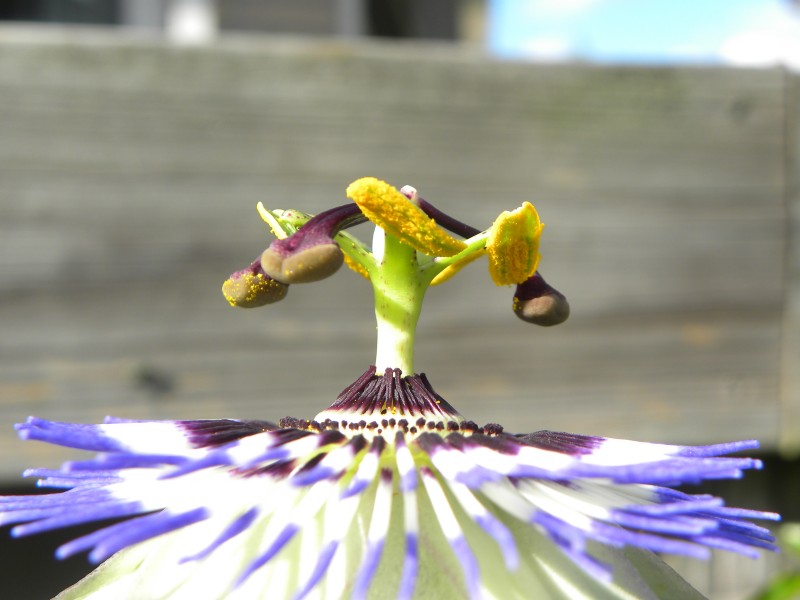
xmin=487 ymin=0 xmax=800 ymax=68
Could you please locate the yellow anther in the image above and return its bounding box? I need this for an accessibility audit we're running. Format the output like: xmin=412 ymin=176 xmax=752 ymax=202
xmin=346 ymin=177 xmax=466 ymax=257
xmin=486 ymin=202 xmax=543 ymax=286
xmin=343 ymin=254 xmax=370 ymax=280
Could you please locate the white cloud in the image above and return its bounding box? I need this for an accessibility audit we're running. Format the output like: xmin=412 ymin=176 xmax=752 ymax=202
xmin=719 ymin=5 xmax=800 ymax=69
xmin=665 ymin=43 xmax=713 ymax=61
xmin=518 ymin=36 xmax=574 ymax=61
xmin=720 ymin=31 xmax=800 ymax=69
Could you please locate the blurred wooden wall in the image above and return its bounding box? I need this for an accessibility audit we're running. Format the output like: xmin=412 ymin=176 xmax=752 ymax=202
xmin=0 ymin=26 xmax=796 ymax=479
xmin=0 ymin=25 xmax=799 ymax=600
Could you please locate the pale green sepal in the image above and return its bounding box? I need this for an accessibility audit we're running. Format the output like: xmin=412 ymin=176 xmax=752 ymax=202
xmin=55 ymin=546 xmax=148 ymax=600
xmin=477 ymin=504 xmax=707 ymax=600
xmin=621 ymin=546 xmax=707 ymax=600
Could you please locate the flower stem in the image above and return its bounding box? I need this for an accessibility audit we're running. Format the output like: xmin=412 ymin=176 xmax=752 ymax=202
xmin=371 ymin=227 xmax=426 ymax=374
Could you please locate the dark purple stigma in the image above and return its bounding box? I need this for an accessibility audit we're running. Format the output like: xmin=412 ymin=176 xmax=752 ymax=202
xmin=513 ymin=272 xmax=570 ymax=326
xmin=260 ymin=203 xmax=366 ymax=284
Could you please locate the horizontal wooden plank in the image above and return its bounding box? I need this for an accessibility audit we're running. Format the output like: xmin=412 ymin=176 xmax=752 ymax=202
xmin=0 ymin=27 xmax=789 ymax=479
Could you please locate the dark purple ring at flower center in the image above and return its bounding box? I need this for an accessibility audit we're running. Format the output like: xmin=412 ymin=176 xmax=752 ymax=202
xmin=325 ymin=366 xmax=460 ymax=419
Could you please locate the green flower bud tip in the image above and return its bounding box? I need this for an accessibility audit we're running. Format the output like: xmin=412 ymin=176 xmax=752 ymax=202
xmin=222 ymin=259 xmax=288 ymax=308
xmin=260 ymin=203 xmax=364 ymax=284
